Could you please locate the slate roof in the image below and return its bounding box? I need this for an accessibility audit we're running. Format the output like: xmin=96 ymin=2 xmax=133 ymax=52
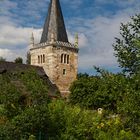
xmin=0 ymin=61 xmax=46 ymax=76
xmin=40 ymin=0 xmax=68 ymax=43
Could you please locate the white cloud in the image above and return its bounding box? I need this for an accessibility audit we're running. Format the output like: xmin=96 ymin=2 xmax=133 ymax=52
xmin=0 ymin=23 xmax=42 ymax=61
xmin=0 ymin=24 xmax=42 ymax=47
xmin=0 ymin=48 xmax=13 ymax=58
xmin=0 ymin=0 xmax=140 ymax=73
xmin=67 ymin=13 xmax=131 ymax=71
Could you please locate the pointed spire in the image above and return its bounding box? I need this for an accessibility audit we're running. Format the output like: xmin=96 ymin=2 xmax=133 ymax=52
xmin=29 ymin=32 xmax=34 ymax=49
xmin=40 ymin=0 xmax=68 ymax=43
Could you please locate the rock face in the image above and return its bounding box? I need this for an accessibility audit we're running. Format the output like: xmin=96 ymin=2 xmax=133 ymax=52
xmin=29 ymin=0 xmax=78 ymax=97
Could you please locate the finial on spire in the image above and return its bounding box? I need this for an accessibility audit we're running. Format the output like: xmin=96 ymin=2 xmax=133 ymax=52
xmin=29 ymin=32 xmax=34 ymax=48
xmin=75 ymin=33 xmax=79 ymax=48
xmin=31 ymin=32 xmax=34 ymax=44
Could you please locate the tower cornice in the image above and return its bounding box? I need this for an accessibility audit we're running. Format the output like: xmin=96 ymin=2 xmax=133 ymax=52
xmin=30 ymin=41 xmax=79 ymax=52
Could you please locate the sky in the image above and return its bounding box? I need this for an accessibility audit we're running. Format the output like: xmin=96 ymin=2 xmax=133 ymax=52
xmin=0 ymin=0 xmax=140 ymax=74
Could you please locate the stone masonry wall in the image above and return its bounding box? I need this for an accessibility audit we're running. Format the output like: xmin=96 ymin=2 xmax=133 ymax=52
xmin=30 ymin=44 xmax=78 ymax=97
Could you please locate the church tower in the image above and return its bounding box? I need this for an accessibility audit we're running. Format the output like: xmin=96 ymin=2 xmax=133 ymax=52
xmin=29 ymin=0 xmax=79 ymax=97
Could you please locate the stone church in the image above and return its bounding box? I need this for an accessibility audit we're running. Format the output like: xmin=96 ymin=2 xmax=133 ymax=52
xmin=29 ymin=0 xmax=79 ymax=97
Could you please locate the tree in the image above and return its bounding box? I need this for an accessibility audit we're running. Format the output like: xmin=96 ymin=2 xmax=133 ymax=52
xmin=69 ymin=70 xmax=127 ymax=111
xmin=69 ymin=70 xmax=140 ymax=137
xmin=113 ymin=14 xmax=140 ymax=75
xmin=0 ymin=57 xmax=6 ymax=62
xmin=14 ymin=57 xmax=23 ymax=64
xmin=0 ymin=69 xmax=49 ymax=139
xmin=26 ymin=52 xmax=31 ymax=64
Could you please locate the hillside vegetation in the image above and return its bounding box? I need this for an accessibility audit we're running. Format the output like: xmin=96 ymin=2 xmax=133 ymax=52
xmin=0 ymin=69 xmax=140 ymax=139
xmin=0 ymin=70 xmax=49 ymax=139
xmin=70 ymin=71 xmax=140 ymax=139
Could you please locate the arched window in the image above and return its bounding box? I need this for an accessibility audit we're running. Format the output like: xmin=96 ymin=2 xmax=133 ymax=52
xmin=61 ymin=54 xmax=63 ymax=63
xmin=67 ymin=55 xmax=69 ymax=64
xmin=38 ymin=56 xmax=40 ymax=64
xmin=43 ymin=54 xmax=45 ymax=63
xmin=64 ymin=54 xmax=67 ymax=63
xmin=41 ymin=55 xmax=42 ymax=63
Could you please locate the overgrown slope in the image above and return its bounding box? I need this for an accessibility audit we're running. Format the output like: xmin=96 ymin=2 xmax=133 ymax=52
xmin=0 ymin=70 xmax=49 ymax=139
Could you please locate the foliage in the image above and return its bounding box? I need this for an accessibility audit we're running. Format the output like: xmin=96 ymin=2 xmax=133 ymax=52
xmin=70 ymin=68 xmax=140 ymax=137
xmin=0 ymin=69 xmax=49 ymax=139
xmin=0 ymin=105 xmax=48 ymax=140
xmin=0 ymin=57 xmax=6 ymax=62
xmin=20 ymin=70 xmax=49 ymax=106
xmin=1 ymin=70 xmax=140 ymax=140
xmin=113 ymin=14 xmax=140 ymax=75
xmin=70 ymin=70 xmax=127 ymax=111
xmin=45 ymin=100 xmax=138 ymax=140
xmin=0 ymin=73 xmax=21 ymax=118
xmin=118 ymin=72 xmax=140 ymax=135
xmin=26 ymin=52 xmax=31 ymax=64
xmin=14 ymin=57 xmax=23 ymax=64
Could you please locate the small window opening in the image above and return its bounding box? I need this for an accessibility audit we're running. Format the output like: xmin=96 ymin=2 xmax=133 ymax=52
xmin=38 ymin=56 xmax=40 ymax=64
xmin=41 ymin=55 xmax=42 ymax=63
xmin=61 ymin=54 xmax=63 ymax=63
xmin=63 ymin=69 xmax=66 ymax=75
xmin=64 ymin=54 xmax=66 ymax=63
xmin=43 ymin=54 xmax=45 ymax=63
xmin=67 ymin=55 xmax=69 ymax=64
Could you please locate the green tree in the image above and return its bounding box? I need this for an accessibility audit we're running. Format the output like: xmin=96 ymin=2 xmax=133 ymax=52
xmin=0 ymin=69 xmax=49 ymax=139
xmin=70 ymin=67 xmax=127 ymax=111
xmin=14 ymin=57 xmax=23 ymax=64
xmin=26 ymin=52 xmax=31 ymax=64
xmin=118 ymin=72 xmax=140 ymax=135
xmin=46 ymin=100 xmax=137 ymax=140
xmin=70 ymin=68 xmax=140 ymax=137
xmin=113 ymin=14 xmax=140 ymax=75
xmin=0 ymin=57 xmax=6 ymax=62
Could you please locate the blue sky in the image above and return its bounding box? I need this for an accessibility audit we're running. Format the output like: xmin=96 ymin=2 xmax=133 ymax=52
xmin=0 ymin=0 xmax=140 ymax=74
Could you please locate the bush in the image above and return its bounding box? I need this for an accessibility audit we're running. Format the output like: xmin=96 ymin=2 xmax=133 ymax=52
xmin=70 ymin=73 xmax=127 ymax=111
xmin=0 ymin=69 xmax=49 ymax=139
xmin=47 ymin=100 xmax=138 ymax=140
xmin=69 ymin=71 xmax=140 ymax=137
